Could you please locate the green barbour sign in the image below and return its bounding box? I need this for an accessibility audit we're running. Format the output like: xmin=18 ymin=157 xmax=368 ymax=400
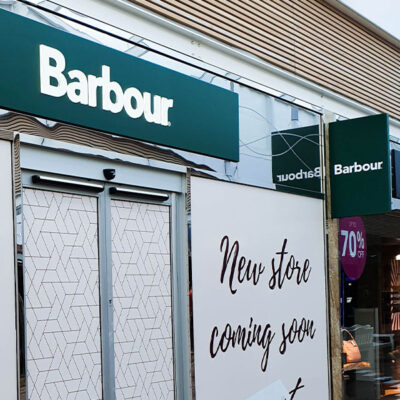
xmin=0 ymin=9 xmax=239 ymax=161
xmin=329 ymin=114 xmax=391 ymax=218
xmin=272 ymin=125 xmax=322 ymax=197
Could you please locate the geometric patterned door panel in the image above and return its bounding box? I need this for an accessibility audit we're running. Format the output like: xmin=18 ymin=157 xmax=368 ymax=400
xmin=23 ymin=189 xmax=102 ymax=400
xmin=111 ymin=200 xmax=174 ymax=400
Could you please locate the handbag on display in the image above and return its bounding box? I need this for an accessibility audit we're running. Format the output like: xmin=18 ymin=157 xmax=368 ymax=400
xmin=342 ymin=329 xmax=361 ymax=363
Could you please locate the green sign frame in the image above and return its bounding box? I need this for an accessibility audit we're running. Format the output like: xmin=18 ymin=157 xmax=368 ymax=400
xmin=329 ymin=114 xmax=391 ymax=218
xmin=0 ymin=9 xmax=239 ymax=161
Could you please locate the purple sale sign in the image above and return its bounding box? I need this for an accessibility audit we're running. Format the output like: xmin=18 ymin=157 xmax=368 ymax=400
xmin=339 ymin=217 xmax=367 ymax=280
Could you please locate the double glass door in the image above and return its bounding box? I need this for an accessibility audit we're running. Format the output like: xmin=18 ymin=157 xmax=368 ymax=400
xmin=21 ymin=175 xmax=175 ymax=400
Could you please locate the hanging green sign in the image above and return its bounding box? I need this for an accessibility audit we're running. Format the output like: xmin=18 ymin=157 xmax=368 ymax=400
xmin=271 ymin=124 xmax=322 ymax=197
xmin=329 ymin=114 xmax=391 ymax=218
xmin=0 ymin=9 xmax=239 ymax=161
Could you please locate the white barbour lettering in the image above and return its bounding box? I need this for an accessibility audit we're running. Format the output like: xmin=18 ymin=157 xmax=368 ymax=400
xmin=88 ymin=74 xmax=104 ymax=108
xmin=333 ymin=161 xmax=384 ymax=175
xmin=143 ymin=92 xmax=162 ymax=124
xmin=123 ymin=87 xmax=144 ymax=119
xmin=102 ymin=65 xmax=124 ymax=114
xmin=334 ymin=164 xmax=343 ymax=175
xmin=39 ymin=44 xmax=174 ymax=126
xmin=275 ymin=167 xmax=322 ymax=182
xmin=161 ymin=98 xmax=174 ymax=126
xmin=354 ymin=162 xmax=362 ymax=172
xmin=40 ymin=45 xmax=67 ymax=97
xmin=363 ymin=163 xmax=370 ymax=171
xmin=66 ymin=70 xmax=88 ymax=104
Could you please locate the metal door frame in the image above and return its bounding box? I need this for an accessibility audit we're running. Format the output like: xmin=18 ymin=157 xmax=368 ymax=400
xmin=18 ymin=138 xmax=190 ymax=400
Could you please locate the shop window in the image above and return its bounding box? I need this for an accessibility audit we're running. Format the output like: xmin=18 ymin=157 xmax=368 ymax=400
xmin=341 ymin=213 xmax=400 ymax=399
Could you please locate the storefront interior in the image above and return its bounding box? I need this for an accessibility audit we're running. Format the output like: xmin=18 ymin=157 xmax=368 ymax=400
xmin=342 ymin=212 xmax=400 ymax=399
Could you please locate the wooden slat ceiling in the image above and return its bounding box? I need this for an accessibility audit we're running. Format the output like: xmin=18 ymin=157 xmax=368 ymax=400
xmin=128 ymin=0 xmax=400 ymax=120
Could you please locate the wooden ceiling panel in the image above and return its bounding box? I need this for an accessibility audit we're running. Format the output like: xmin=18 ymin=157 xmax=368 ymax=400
xmin=129 ymin=0 xmax=400 ymax=120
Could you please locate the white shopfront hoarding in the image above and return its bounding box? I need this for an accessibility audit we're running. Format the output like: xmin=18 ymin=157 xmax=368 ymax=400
xmin=0 ymin=138 xmax=17 ymax=399
xmin=191 ymin=177 xmax=329 ymax=400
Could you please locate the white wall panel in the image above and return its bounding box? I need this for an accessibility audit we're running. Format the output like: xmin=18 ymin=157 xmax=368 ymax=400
xmin=23 ymin=189 xmax=102 ymax=400
xmin=191 ymin=177 xmax=329 ymax=400
xmin=111 ymin=200 xmax=174 ymax=400
xmin=0 ymin=140 xmax=17 ymax=399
